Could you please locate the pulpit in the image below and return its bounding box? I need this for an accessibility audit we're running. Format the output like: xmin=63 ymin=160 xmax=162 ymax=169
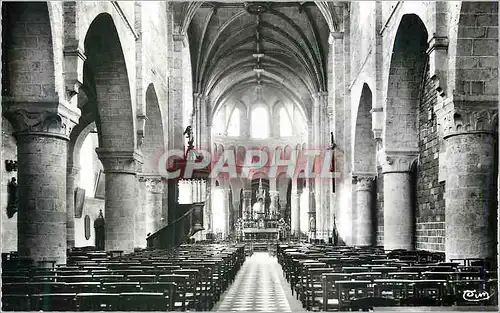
xmin=146 ymin=148 xmax=209 ymax=250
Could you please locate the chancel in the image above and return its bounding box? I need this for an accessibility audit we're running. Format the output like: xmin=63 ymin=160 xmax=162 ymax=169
xmin=1 ymin=1 xmax=499 ymax=312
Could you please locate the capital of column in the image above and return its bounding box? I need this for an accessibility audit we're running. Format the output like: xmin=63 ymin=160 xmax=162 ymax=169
xmin=356 ymin=175 xmax=376 ymax=191
xmin=438 ymin=103 xmax=498 ymax=139
xmin=3 ymin=100 xmax=80 ymax=140
xmin=379 ymin=151 xmax=418 ymax=174
xmin=269 ymin=190 xmax=279 ymax=198
xmin=243 ymin=190 xmax=252 ymax=199
xmin=96 ymin=149 xmax=143 ymax=175
xmin=172 ymin=32 xmax=188 ymax=47
xmin=328 ymin=31 xmax=344 ymax=44
xmin=138 ymin=175 xmax=164 ymax=193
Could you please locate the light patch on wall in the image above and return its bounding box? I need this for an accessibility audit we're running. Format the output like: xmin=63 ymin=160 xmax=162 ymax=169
xmin=79 ymin=134 xmax=96 ymax=196
xmin=337 ymin=182 xmax=353 ymax=243
xmin=212 ymin=187 xmax=226 ymax=234
xmin=300 ymin=187 xmax=310 ymax=234
xmin=358 ymin=1 xmax=375 ymax=26
xmin=227 ymin=108 xmax=240 ymax=137
xmin=280 ymin=107 xmax=292 ymax=137
xmin=79 ymin=133 xmax=101 ymax=197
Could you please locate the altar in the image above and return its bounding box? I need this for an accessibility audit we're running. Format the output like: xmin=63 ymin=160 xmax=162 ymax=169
xmin=236 ymin=179 xmax=286 ymax=243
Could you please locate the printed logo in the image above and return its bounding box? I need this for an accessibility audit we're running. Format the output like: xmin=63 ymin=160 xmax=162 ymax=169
xmin=462 ymin=290 xmax=494 ymax=302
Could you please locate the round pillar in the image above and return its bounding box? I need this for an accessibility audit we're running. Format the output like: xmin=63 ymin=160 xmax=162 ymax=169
xmin=97 ymin=149 xmax=141 ymax=253
xmin=382 ymin=154 xmax=417 ymax=250
xmin=242 ymin=190 xmax=252 ymax=220
xmin=308 ymin=188 xmax=316 ymax=241
xmin=66 ymin=165 xmax=80 ymax=249
xmin=356 ymin=176 xmax=375 ymax=246
xmin=269 ymin=190 xmax=279 ymax=217
xmin=17 ymin=133 xmax=69 ymax=264
xmin=291 ymin=192 xmax=301 ymax=236
xmin=222 ymin=189 xmax=230 ymax=237
xmin=445 ymin=132 xmax=496 ymax=260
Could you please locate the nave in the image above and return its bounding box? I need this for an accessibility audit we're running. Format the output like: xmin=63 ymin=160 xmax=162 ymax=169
xmin=215 ymin=252 xmax=302 ymax=312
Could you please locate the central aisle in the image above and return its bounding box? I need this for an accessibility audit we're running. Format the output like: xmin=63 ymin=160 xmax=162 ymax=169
xmin=215 ymin=252 xmax=303 ymax=311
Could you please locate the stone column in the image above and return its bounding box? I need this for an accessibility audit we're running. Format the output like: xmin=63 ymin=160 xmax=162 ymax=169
xmin=280 ymin=200 xmax=287 ymax=220
xmin=96 ymin=149 xmax=141 ymax=253
xmin=232 ymin=198 xmax=240 ymax=236
xmin=204 ymin=183 xmax=212 ymax=233
xmin=356 ymin=176 xmax=375 ymax=246
xmin=308 ymin=185 xmax=316 ymax=241
xmin=269 ymin=190 xmax=279 ymax=217
xmin=5 ymin=102 xmax=79 ymax=264
xmin=136 ymin=176 xmax=147 ymax=248
xmin=381 ymin=153 xmax=417 ymax=250
xmin=291 ymin=191 xmax=301 ymax=236
xmin=222 ymin=188 xmax=230 ymax=237
xmin=441 ymin=107 xmax=497 ymax=260
xmin=137 ymin=175 xmax=163 ymax=247
xmin=66 ymin=164 xmax=80 ymax=249
xmin=242 ymin=189 xmax=252 ymax=220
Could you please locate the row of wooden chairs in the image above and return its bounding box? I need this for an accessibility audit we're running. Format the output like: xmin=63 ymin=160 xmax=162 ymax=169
xmin=2 ymin=243 xmax=246 ymax=311
xmin=277 ymin=243 xmax=498 ymax=311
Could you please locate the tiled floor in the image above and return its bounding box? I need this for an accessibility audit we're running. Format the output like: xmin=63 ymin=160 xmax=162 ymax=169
xmin=215 ymin=252 xmax=303 ymax=312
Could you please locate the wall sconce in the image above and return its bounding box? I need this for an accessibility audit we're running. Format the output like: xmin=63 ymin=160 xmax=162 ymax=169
xmin=5 ymin=160 xmax=17 ymax=172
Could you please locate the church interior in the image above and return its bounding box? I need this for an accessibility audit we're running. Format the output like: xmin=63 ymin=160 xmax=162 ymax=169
xmin=1 ymin=1 xmax=499 ymax=311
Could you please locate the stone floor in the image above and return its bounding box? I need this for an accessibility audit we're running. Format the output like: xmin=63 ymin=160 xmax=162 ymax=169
xmin=215 ymin=252 xmax=303 ymax=311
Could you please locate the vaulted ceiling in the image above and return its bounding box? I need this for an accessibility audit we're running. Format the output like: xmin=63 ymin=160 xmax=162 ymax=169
xmin=177 ymin=2 xmax=341 ymax=118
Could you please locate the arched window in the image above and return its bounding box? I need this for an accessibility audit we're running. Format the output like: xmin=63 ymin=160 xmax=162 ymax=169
xmin=251 ymin=107 xmax=269 ymax=139
xmin=227 ymin=108 xmax=240 ymax=137
xmin=280 ymin=107 xmax=292 ymax=137
xmin=212 ymin=111 xmax=225 ymax=135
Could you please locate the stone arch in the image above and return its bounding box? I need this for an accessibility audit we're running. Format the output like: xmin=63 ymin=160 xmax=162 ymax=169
xmin=452 ymin=2 xmax=498 ymax=99
xmin=83 ymin=13 xmax=135 ymax=152
xmin=68 ymin=118 xmax=97 ymax=172
xmin=384 ymin=14 xmax=428 ymax=152
xmin=142 ymin=84 xmax=165 ymax=174
xmin=81 ymin=13 xmax=136 ymax=252
xmin=354 ymin=84 xmax=376 ymax=174
xmin=1 ymin=2 xmax=56 ymax=101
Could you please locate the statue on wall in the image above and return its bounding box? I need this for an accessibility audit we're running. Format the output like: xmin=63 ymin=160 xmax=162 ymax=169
xmin=183 ymin=125 xmax=194 ymax=151
xmin=6 ymin=177 xmax=18 ymax=218
xmin=94 ymin=209 xmax=105 ymax=250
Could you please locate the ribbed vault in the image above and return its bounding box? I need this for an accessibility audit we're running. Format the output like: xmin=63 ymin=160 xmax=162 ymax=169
xmin=177 ymin=2 xmax=338 ymax=120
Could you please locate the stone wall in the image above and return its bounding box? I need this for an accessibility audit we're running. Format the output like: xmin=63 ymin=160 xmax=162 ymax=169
xmin=74 ymin=197 xmax=105 ymax=248
xmin=416 ymin=60 xmax=445 ymax=252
